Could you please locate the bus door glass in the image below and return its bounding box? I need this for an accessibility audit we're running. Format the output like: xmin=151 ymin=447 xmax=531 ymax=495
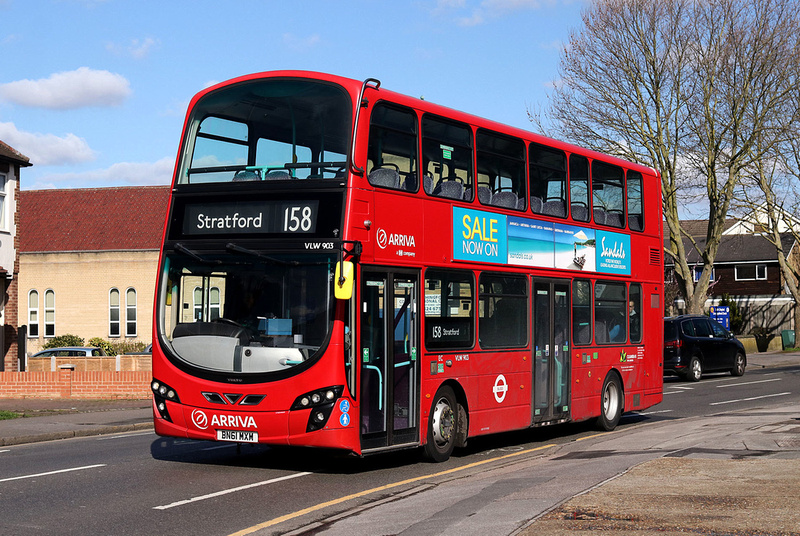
xmin=533 ymin=279 xmax=571 ymax=423
xmin=360 ymin=270 xmax=420 ymax=450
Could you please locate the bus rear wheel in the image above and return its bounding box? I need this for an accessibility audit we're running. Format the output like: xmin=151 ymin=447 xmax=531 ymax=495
xmin=424 ymin=386 xmax=457 ymax=462
xmin=596 ymin=373 xmax=623 ymax=431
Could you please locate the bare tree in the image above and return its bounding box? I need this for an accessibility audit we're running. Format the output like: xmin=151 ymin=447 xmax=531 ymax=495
xmin=536 ymin=0 xmax=800 ymax=313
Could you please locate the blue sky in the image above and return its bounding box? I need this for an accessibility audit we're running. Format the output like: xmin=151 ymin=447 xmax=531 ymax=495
xmin=0 ymin=0 xmax=585 ymax=190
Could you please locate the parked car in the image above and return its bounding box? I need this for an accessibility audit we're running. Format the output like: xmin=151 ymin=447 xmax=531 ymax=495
xmin=664 ymin=315 xmax=746 ymax=381
xmin=32 ymin=346 xmax=107 ymax=358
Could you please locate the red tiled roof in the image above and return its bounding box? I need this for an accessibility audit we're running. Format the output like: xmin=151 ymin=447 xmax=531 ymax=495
xmin=20 ymin=186 xmax=171 ymax=252
xmin=0 ymin=139 xmax=32 ymax=167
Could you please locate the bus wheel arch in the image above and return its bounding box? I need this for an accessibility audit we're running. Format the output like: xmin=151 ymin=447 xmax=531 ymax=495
xmin=596 ymin=370 xmax=624 ymax=432
xmin=423 ymin=381 xmax=468 ymax=462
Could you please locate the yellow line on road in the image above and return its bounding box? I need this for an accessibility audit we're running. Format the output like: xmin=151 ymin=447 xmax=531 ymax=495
xmin=228 ymin=443 xmax=556 ymax=536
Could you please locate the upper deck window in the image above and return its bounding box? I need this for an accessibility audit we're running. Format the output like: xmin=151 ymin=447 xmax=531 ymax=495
xmin=477 ymin=130 xmax=526 ymax=211
xmin=422 ymin=115 xmax=473 ymax=201
xmin=569 ymin=154 xmax=591 ymax=222
xmin=529 ymin=143 xmax=567 ymax=218
xmin=367 ymin=103 xmax=418 ymax=191
xmin=591 ymin=161 xmax=625 ymax=228
xmin=627 ymin=170 xmax=644 ymax=231
xmin=179 ymin=79 xmax=351 ymax=184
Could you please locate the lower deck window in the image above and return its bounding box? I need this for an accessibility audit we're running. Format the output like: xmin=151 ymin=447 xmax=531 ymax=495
xmin=479 ymin=273 xmax=528 ymax=348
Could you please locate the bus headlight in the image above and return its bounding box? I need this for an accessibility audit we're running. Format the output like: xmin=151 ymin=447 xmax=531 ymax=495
xmin=151 ymin=378 xmax=180 ymax=422
xmin=290 ymin=386 xmax=344 ymax=432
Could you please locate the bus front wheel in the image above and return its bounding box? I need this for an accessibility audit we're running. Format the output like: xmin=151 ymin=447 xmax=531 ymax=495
xmin=596 ymin=373 xmax=623 ymax=431
xmin=424 ymin=386 xmax=457 ymax=462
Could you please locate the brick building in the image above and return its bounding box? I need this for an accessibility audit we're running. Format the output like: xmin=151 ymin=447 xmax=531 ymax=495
xmin=0 ymin=140 xmax=28 ymax=371
xmin=19 ymin=186 xmax=170 ymax=358
xmin=666 ymin=219 xmax=800 ymax=334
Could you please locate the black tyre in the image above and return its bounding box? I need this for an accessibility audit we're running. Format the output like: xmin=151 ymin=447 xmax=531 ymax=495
xmin=686 ymin=356 xmax=702 ymax=382
xmin=730 ymin=352 xmax=746 ymax=377
xmin=424 ymin=385 xmax=457 ymax=462
xmin=596 ymin=373 xmax=623 ymax=431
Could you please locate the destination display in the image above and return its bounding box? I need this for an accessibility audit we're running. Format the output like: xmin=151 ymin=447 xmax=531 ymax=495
xmin=452 ymin=206 xmax=631 ymax=275
xmin=181 ymin=200 xmax=320 ymax=235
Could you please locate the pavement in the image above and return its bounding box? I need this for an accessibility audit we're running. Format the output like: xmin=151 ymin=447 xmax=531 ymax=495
xmin=1 ymin=351 xmax=799 ymax=535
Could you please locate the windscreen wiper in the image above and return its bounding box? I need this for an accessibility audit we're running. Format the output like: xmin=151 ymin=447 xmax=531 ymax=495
xmin=173 ymin=243 xmax=222 ymax=265
xmin=225 ymin=242 xmax=296 ymax=265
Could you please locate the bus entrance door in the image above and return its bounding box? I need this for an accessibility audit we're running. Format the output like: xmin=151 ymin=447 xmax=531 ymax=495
xmin=532 ymin=280 xmax=571 ymax=424
xmin=359 ymin=270 xmax=420 ymax=451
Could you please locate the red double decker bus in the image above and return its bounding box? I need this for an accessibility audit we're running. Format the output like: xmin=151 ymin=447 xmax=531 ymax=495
xmin=151 ymin=71 xmax=663 ymax=461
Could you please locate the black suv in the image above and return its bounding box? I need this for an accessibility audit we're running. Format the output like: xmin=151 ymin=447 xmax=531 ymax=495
xmin=664 ymin=315 xmax=746 ymax=381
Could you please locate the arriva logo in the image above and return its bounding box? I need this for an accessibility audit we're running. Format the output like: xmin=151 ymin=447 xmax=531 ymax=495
xmin=191 ymin=409 xmax=209 ymax=429
xmin=376 ymin=228 xmax=416 ymax=250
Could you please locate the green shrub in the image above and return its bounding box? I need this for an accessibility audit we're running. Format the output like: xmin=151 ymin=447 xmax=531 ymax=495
xmin=88 ymin=337 xmax=147 ymax=356
xmin=42 ymin=334 xmax=84 ymax=349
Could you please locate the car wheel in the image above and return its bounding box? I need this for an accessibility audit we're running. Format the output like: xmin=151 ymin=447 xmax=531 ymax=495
xmin=596 ymin=373 xmax=623 ymax=431
xmin=730 ymin=352 xmax=746 ymax=377
xmin=686 ymin=356 xmax=702 ymax=382
xmin=424 ymin=385 xmax=457 ymax=462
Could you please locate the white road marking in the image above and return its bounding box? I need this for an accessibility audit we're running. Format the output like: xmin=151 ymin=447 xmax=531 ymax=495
xmin=96 ymin=431 xmax=154 ymax=440
xmin=717 ymin=378 xmax=782 ymax=388
xmin=637 ymin=409 xmax=674 ymax=415
xmin=0 ymin=464 xmax=106 ymax=483
xmin=710 ymin=392 xmax=791 ymax=406
xmin=153 ymin=472 xmax=312 ymax=510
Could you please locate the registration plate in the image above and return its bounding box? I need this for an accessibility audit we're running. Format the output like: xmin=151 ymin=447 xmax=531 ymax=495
xmin=216 ymin=429 xmax=258 ymax=443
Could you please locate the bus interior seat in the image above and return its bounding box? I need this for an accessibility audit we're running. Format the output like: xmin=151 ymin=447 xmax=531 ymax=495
xmin=462 ymin=187 xmax=473 ymax=202
xmin=423 ymin=174 xmax=434 ymax=194
xmin=593 ymin=207 xmax=607 ymax=225
xmin=605 ymin=212 xmax=623 ymax=227
xmin=233 ymin=170 xmax=261 ymax=181
xmin=265 ymin=170 xmax=291 ymax=180
xmin=173 ymin=321 xmax=249 ymax=345
xmin=543 ymin=199 xmax=566 ymax=217
xmin=571 ymin=203 xmax=588 ymax=221
xmin=576 ymin=323 xmax=591 ymax=343
xmin=530 ymin=196 xmax=544 ymax=213
xmin=516 ymin=197 xmax=527 ymax=210
xmin=433 ymin=179 xmax=464 ymax=200
xmin=629 ymin=214 xmax=643 ymax=231
xmin=477 ymin=186 xmax=492 ymax=204
xmin=491 ymin=191 xmax=518 ymax=209
xmin=402 ymin=174 xmax=418 ymax=192
xmin=368 ymin=167 xmax=400 ymax=188
xmin=594 ymin=320 xmax=608 ymax=343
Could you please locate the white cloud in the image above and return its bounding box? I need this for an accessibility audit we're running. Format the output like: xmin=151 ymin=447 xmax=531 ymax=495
xmin=0 ymin=121 xmax=95 ymax=166
xmin=282 ymin=33 xmax=321 ymax=52
xmin=106 ymin=37 xmax=160 ymax=59
xmin=436 ymin=0 xmax=550 ymax=26
xmin=0 ymin=67 xmax=131 ymax=110
xmin=26 ymin=157 xmax=175 ymax=189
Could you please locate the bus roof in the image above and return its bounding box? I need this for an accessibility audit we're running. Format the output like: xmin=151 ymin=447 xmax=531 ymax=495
xmin=192 ymin=70 xmax=658 ymax=177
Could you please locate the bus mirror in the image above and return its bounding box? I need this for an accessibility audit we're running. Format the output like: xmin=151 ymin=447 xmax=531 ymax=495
xmin=335 ymin=261 xmax=354 ymax=300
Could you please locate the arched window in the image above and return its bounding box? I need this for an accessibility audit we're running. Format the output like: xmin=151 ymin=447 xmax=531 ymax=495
xmin=109 ymin=288 xmax=120 ymax=338
xmin=44 ymin=289 xmax=55 ymax=337
xmin=28 ymin=290 xmax=39 ymax=338
xmin=126 ymin=288 xmax=137 ymax=337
